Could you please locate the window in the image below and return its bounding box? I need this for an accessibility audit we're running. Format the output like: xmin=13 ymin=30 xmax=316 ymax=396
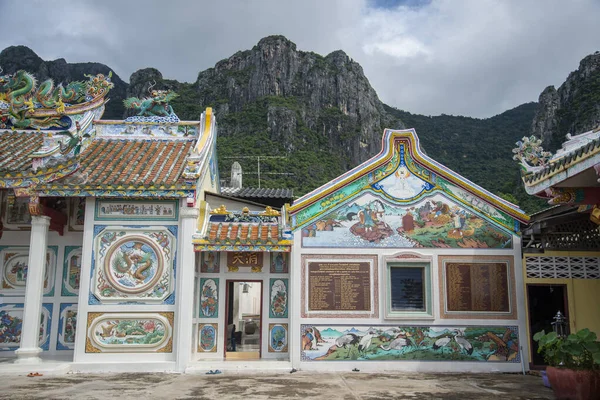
xmin=386 ymin=261 xmax=432 ymax=319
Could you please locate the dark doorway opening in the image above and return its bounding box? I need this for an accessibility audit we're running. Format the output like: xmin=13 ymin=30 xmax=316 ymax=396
xmin=224 ymin=280 xmax=263 ymax=360
xmin=527 ymin=284 xmax=569 ymax=367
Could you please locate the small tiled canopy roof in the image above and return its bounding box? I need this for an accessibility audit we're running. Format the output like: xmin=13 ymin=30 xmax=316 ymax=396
xmin=0 ymin=132 xmax=44 ymax=172
xmin=221 ymin=187 xmax=294 ymax=198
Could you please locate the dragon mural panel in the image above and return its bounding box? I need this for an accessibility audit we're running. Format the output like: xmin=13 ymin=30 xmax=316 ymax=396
xmin=91 ymin=227 xmax=177 ymax=304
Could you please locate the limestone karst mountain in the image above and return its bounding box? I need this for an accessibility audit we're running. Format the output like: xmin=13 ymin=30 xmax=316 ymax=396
xmin=6 ymin=37 xmax=597 ymax=213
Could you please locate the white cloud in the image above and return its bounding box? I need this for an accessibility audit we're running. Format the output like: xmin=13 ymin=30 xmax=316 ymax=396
xmin=1 ymin=0 xmax=599 ymax=117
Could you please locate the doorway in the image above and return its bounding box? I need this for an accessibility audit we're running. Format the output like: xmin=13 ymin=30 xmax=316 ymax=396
xmin=225 ymin=280 xmax=263 ymax=360
xmin=527 ymin=284 xmax=569 ymax=367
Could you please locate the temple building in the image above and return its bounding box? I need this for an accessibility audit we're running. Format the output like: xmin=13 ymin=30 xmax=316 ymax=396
xmin=514 ymin=130 xmax=600 ymax=367
xmin=287 ymin=129 xmax=529 ymax=373
xmin=1 ymin=68 xmax=535 ymax=374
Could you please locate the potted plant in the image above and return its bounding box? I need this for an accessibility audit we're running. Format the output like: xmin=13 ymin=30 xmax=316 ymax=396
xmin=533 ymin=328 xmax=600 ymax=400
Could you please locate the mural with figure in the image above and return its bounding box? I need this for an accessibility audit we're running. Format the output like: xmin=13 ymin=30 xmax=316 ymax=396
xmin=199 ymin=278 xmax=219 ymax=318
xmin=57 ymin=303 xmax=78 ymax=350
xmin=62 ymin=246 xmax=81 ymax=296
xmin=0 ymin=246 xmax=57 ymax=296
xmin=301 ymin=192 xmax=512 ymax=249
xmin=269 ymin=279 xmax=288 ymax=318
xmin=0 ymin=303 xmax=52 ymax=351
xmin=300 ymin=325 xmax=520 ymax=362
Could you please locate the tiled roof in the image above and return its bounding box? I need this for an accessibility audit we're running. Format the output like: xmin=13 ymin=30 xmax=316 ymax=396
xmin=524 ymin=135 xmax=600 ymax=185
xmin=221 ymin=187 xmax=294 ymax=198
xmin=43 ymin=138 xmax=195 ymax=189
xmin=206 ymin=220 xmax=281 ymax=244
xmin=0 ymin=131 xmax=44 ymax=172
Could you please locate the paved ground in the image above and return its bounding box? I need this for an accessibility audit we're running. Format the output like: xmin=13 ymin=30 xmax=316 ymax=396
xmin=0 ymin=371 xmax=554 ymax=399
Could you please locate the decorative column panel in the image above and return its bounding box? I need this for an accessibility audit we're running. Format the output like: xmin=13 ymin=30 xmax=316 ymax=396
xmin=175 ymin=206 xmax=199 ymax=372
xmin=15 ymin=215 xmax=51 ymax=363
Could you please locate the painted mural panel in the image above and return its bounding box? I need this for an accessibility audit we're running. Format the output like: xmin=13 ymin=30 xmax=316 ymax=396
xmin=92 ymin=227 xmax=176 ymax=304
xmin=270 ymin=252 xmax=289 ymax=273
xmin=95 ymin=200 xmax=178 ymax=221
xmin=301 ymin=192 xmax=512 ymax=249
xmin=198 ymin=323 xmax=217 ymax=352
xmin=268 ymin=323 xmax=288 ymax=353
xmin=199 ymin=278 xmax=219 ymax=318
xmin=300 ymin=325 xmax=520 ymax=363
xmin=62 ymin=246 xmax=82 ymax=296
xmin=269 ymin=279 xmax=288 ymax=318
xmin=85 ymin=312 xmax=174 ymax=353
xmin=200 ymin=252 xmax=220 ymax=273
xmin=68 ymin=197 xmax=86 ymax=231
xmin=57 ymin=303 xmax=78 ymax=350
xmin=0 ymin=303 xmax=52 ymax=351
xmin=0 ymin=246 xmax=57 ymax=296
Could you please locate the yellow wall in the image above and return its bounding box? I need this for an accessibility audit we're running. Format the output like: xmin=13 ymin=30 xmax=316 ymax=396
xmin=523 ymin=251 xmax=600 ymax=362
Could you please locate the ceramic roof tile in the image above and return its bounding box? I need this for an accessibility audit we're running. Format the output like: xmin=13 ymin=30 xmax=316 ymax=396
xmin=0 ymin=131 xmax=44 ymax=172
xmin=220 ymin=187 xmax=294 ymax=198
xmin=67 ymin=139 xmax=195 ymax=187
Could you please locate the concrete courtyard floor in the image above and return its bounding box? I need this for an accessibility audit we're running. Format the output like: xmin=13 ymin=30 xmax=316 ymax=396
xmin=0 ymin=371 xmax=554 ymax=400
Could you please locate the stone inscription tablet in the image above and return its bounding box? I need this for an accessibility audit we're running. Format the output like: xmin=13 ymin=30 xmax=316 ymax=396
xmin=308 ymin=262 xmax=371 ymax=311
xmin=445 ymin=262 xmax=509 ymax=312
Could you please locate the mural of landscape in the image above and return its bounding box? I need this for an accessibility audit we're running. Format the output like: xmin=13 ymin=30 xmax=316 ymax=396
xmin=300 ymin=325 xmax=519 ymax=362
xmin=301 ymin=192 xmax=512 ymax=248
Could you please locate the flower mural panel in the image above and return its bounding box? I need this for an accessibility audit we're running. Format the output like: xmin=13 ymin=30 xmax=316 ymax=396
xmin=198 ymin=323 xmax=217 ymax=352
xmin=86 ymin=312 xmax=173 ymax=353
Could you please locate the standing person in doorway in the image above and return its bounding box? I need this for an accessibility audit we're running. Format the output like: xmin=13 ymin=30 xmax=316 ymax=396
xmin=230 ymin=324 xmax=236 ymax=351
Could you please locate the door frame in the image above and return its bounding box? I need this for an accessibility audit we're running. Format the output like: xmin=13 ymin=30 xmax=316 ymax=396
xmin=526 ymin=283 xmax=569 ymax=369
xmin=224 ymin=279 xmax=264 ymax=359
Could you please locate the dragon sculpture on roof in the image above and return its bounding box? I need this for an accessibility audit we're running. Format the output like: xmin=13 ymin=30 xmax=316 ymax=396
xmin=123 ymin=82 xmax=178 ymax=118
xmin=0 ymin=68 xmax=114 ymax=129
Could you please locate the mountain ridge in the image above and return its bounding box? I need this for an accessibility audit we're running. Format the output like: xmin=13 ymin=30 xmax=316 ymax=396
xmin=2 ymin=37 xmax=572 ymax=213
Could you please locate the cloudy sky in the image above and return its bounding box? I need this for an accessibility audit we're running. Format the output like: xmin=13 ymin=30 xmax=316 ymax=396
xmin=1 ymin=0 xmax=599 ymax=117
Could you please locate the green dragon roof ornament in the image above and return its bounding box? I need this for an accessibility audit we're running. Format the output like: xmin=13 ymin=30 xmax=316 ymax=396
xmin=123 ymin=81 xmax=179 ymax=122
xmin=0 ymin=67 xmax=114 ymax=130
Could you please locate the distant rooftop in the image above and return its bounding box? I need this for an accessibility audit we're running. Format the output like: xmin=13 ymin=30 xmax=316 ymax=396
xmin=221 ymin=187 xmax=293 ymax=199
